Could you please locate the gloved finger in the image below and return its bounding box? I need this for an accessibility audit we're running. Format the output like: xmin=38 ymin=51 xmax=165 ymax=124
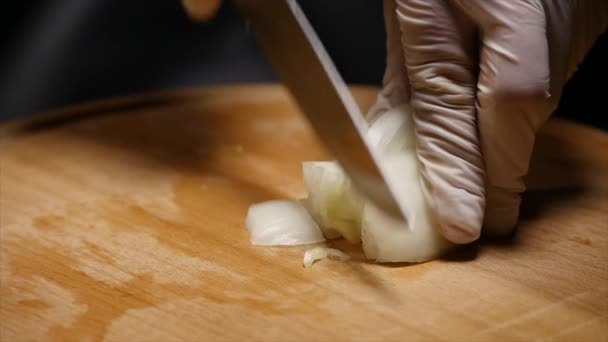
xmin=453 ymin=1 xmax=555 ymax=234
xmin=181 ymin=0 xmax=222 ymax=21
xmin=366 ymin=0 xmax=411 ymax=122
xmin=396 ymin=0 xmax=485 ymax=243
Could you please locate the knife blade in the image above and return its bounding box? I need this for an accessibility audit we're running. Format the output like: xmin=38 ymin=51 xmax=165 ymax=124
xmin=234 ymin=0 xmax=405 ymax=220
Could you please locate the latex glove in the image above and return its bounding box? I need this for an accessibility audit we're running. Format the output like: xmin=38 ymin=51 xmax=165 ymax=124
xmin=369 ymin=0 xmax=608 ymax=243
xmin=181 ymin=0 xmax=222 ymax=21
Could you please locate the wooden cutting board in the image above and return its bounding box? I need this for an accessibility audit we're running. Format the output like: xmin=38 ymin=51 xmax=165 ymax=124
xmin=1 ymin=85 xmax=607 ymax=341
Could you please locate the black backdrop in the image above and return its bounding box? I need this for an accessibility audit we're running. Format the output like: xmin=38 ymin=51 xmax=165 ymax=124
xmin=0 ymin=1 xmax=605 ymax=129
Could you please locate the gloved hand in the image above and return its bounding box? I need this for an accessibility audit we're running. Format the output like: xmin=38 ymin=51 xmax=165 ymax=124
xmin=368 ymin=0 xmax=608 ymax=243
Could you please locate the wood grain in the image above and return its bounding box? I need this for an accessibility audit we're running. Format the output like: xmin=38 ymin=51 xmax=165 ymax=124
xmin=1 ymin=84 xmax=607 ymax=341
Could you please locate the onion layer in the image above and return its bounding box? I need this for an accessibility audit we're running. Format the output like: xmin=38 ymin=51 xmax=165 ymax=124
xmin=246 ymin=200 xmax=325 ymax=246
xmin=361 ymin=104 xmax=453 ymax=262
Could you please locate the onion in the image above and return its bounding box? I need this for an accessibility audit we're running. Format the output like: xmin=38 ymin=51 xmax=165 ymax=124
xmin=244 ymin=104 xmax=454 ymax=264
xmin=361 ymin=104 xmax=453 ymax=262
xmin=246 ymin=200 xmax=325 ymax=246
xmin=303 ymin=246 xmax=350 ymax=268
xmin=301 ymin=161 xmax=364 ymax=243
xmin=361 ymin=203 xmax=452 ymax=262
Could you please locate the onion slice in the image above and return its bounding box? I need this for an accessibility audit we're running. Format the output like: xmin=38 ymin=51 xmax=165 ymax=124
xmin=301 ymin=161 xmax=364 ymax=243
xmin=246 ymin=200 xmax=325 ymax=246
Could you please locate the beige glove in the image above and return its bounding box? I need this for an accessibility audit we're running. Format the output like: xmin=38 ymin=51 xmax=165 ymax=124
xmin=369 ymin=0 xmax=608 ymax=243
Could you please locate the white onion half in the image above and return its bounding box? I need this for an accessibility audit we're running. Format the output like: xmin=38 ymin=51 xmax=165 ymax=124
xmin=361 ymin=203 xmax=452 ymax=262
xmin=246 ymin=200 xmax=325 ymax=246
xmin=361 ymin=104 xmax=453 ymax=262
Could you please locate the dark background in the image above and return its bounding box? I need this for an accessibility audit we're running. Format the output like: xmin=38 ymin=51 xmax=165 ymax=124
xmin=0 ymin=1 xmax=605 ymax=129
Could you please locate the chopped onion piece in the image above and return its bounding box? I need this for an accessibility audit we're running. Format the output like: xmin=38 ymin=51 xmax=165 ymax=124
xmin=299 ymin=197 xmax=341 ymax=239
xmin=302 ymin=161 xmax=364 ymax=243
xmin=246 ymin=200 xmax=325 ymax=246
xmin=303 ymin=246 xmax=350 ymax=268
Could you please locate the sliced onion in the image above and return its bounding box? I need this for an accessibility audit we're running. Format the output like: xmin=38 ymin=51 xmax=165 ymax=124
xmin=244 ymin=104 xmax=454 ymax=264
xmin=303 ymin=246 xmax=350 ymax=268
xmin=246 ymin=200 xmax=325 ymax=246
xmin=299 ymin=197 xmax=341 ymax=239
xmin=361 ymin=203 xmax=452 ymax=262
xmin=302 ymin=161 xmax=364 ymax=243
xmin=361 ymin=104 xmax=453 ymax=262
xmin=367 ymin=105 xmax=416 ymax=155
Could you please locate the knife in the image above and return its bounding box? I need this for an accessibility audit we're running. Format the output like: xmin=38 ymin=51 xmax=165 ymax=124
xmin=234 ymin=0 xmax=405 ymax=220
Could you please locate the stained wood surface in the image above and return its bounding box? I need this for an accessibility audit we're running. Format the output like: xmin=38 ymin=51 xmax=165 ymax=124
xmin=1 ymin=85 xmax=607 ymax=341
